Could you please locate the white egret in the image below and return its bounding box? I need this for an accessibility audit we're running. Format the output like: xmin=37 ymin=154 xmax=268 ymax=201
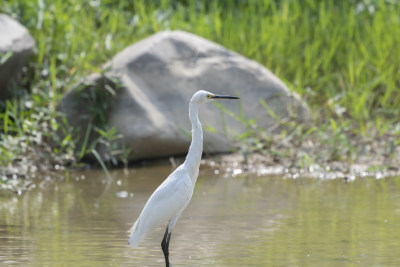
xmin=128 ymin=90 xmax=239 ymax=267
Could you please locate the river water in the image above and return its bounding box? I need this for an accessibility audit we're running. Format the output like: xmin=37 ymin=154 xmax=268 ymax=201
xmin=1 ymin=165 xmax=400 ymax=266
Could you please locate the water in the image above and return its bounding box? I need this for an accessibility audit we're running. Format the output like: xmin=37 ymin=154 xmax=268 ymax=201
xmin=1 ymin=165 xmax=400 ymax=266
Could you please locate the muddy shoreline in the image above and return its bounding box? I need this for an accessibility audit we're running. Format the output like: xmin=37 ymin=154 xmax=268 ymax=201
xmin=204 ymin=152 xmax=400 ymax=181
xmin=2 ymin=150 xmax=399 ymax=193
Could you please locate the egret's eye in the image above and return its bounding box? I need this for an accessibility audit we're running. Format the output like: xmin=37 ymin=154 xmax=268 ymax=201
xmin=207 ymin=94 xmax=213 ymax=99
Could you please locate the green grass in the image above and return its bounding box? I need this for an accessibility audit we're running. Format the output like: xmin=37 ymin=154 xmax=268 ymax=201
xmin=1 ymin=0 xmax=400 ymax=179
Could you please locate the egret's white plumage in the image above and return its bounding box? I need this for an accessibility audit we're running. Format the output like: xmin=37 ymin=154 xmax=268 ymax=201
xmin=128 ymin=166 xmax=192 ymax=247
xmin=128 ymin=90 xmax=239 ymax=266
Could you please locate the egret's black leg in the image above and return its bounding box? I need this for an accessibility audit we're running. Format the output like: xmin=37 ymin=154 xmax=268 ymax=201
xmin=161 ymin=226 xmax=172 ymax=267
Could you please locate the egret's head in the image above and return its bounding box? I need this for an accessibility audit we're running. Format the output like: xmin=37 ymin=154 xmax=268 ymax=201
xmin=191 ymin=90 xmax=239 ymax=104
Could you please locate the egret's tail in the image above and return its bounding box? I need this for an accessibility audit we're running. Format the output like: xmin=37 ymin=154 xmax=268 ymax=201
xmin=128 ymin=218 xmax=144 ymax=248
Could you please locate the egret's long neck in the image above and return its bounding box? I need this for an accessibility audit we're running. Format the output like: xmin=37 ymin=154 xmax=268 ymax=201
xmin=184 ymin=100 xmax=203 ymax=183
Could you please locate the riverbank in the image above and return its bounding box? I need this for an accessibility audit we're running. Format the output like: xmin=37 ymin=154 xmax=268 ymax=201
xmin=209 ymin=152 xmax=400 ymax=181
xmin=2 ymin=144 xmax=399 ymax=193
xmin=1 ymin=1 xmax=400 ymax=191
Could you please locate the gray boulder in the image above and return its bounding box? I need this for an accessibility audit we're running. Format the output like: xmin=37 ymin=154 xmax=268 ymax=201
xmin=61 ymin=31 xmax=310 ymax=161
xmin=0 ymin=14 xmax=35 ymax=100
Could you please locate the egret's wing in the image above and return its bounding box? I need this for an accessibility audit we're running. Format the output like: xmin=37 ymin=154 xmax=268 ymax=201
xmin=141 ymin=170 xmax=192 ymax=228
xmin=129 ymin=168 xmax=193 ymax=247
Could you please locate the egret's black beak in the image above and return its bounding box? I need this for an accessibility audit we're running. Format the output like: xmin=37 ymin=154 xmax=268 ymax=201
xmin=211 ymin=95 xmax=240 ymax=100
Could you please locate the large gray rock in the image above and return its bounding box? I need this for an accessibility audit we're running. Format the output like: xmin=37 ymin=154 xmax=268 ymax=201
xmin=61 ymin=31 xmax=310 ymax=161
xmin=0 ymin=14 xmax=35 ymax=100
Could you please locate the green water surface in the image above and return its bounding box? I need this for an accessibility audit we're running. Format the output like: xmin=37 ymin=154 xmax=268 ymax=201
xmin=1 ymin=166 xmax=399 ymax=266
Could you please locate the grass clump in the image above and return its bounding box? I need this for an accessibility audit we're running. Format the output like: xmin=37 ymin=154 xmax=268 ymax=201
xmin=0 ymin=95 xmax=75 ymax=190
xmin=0 ymin=0 xmax=400 ymax=185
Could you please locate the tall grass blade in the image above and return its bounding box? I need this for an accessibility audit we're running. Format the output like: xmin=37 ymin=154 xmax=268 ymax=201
xmin=92 ymin=148 xmax=112 ymax=180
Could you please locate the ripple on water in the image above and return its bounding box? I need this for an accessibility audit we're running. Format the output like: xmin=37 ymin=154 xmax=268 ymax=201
xmin=0 ymin=167 xmax=400 ymax=266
